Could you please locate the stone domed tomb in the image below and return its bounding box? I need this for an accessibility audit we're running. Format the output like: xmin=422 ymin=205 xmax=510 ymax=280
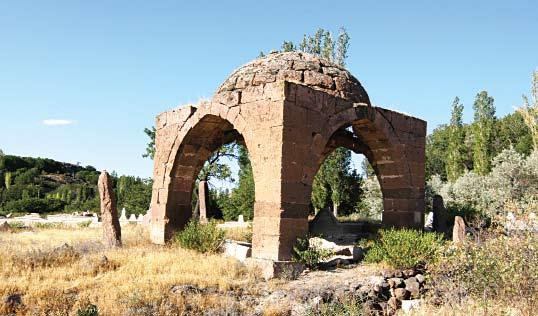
xmin=149 ymin=52 xmax=426 ymax=262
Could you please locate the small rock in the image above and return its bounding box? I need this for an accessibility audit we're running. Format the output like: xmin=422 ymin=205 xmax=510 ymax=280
xmin=415 ymin=274 xmax=425 ymax=284
xmin=382 ymin=269 xmax=395 ymax=278
xmin=393 ymin=288 xmax=409 ymax=300
xmin=388 ymin=277 xmax=404 ymax=288
xmin=4 ymin=293 xmax=22 ymax=306
xmin=363 ymin=301 xmax=382 ymax=313
xmin=401 ymin=299 xmax=422 ymax=312
xmin=0 ymin=221 xmax=11 ymax=232
xmin=394 ymin=270 xmax=403 ymax=278
xmin=402 ymin=268 xmax=416 ymax=278
xmin=404 ymin=278 xmax=420 ymax=298
xmin=171 ymin=284 xmax=206 ymax=295
xmin=334 ymin=248 xmax=352 ymax=256
xmin=352 ymin=246 xmax=364 ymax=261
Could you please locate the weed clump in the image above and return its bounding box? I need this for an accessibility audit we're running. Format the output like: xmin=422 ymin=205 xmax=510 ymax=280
xmin=292 ymin=236 xmax=333 ymax=269
xmin=173 ymin=220 xmax=225 ymax=253
xmin=364 ymin=228 xmax=444 ymax=269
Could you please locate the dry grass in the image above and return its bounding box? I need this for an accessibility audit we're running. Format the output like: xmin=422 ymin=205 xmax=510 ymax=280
xmin=411 ymin=299 xmax=536 ymax=316
xmin=0 ymin=226 xmax=260 ymax=315
xmin=223 ymin=226 xmax=252 ymax=243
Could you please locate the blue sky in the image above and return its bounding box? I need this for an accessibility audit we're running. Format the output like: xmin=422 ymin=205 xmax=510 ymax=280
xmin=0 ymin=0 xmax=536 ymax=178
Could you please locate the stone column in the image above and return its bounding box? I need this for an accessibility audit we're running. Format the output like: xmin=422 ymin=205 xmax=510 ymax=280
xmin=98 ymin=171 xmax=122 ymax=248
xmin=198 ymin=180 xmax=209 ymax=223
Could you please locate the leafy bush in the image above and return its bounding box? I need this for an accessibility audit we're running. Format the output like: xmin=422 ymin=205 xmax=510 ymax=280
xmin=77 ymin=304 xmax=99 ymax=316
xmin=173 ymin=220 xmax=225 ymax=253
xmin=77 ymin=220 xmax=92 ymax=228
xmin=364 ymin=228 xmax=444 ymax=269
xmin=292 ymin=236 xmax=333 ymax=269
xmin=428 ymin=149 xmax=538 ymax=225
xmin=306 ymin=298 xmax=364 ymax=316
xmin=429 ymin=232 xmax=538 ymax=308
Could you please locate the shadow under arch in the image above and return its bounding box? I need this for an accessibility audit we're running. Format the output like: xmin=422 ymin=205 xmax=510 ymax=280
xmin=163 ymin=114 xmax=247 ymax=239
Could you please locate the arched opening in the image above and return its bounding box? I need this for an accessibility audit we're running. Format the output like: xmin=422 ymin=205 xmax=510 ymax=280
xmin=191 ymin=139 xmax=255 ymax=224
xmin=309 ymin=125 xmax=383 ymax=241
xmin=165 ymin=114 xmax=254 ymax=237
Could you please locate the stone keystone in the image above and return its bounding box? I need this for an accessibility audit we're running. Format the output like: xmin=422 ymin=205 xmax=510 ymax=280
xmin=98 ymin=171 xmax=122 ymax=248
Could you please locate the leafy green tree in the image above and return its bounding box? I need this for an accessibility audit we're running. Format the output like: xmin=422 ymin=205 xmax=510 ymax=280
xmin=472 ymin=91 xmax=496 ymax=175
xmin=312 ymin=148 xmax=361 ymax=216
xmin=426 ymin=125 xmax=450 ymax=180
xmin=281 ymin=41 xmax=296 ymax=52
xmin=218 ymin=144 xmax=255 ymax=220
xmin=321 ymin=30 xmax=334 ymax=61
xmin=142 ymin=127 xmax=156 ymax=159
xmin=335 ymin=27 xmax=350 ymax=67
xmin=518 ymin=70 xmax=538 ymax=149
xmin=494 ymin=112 xmax=533 ymax=156
xmin=117 ymin=176 xmax=153 ymax=215
xmin=446 ymin=97 xmax=466 ymax=181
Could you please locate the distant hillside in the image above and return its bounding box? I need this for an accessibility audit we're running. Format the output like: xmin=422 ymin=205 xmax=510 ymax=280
xmin=0 ymin=155 xmax=151 ymax=216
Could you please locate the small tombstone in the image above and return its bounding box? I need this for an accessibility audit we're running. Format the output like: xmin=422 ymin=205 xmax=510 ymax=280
xmin=143 ymin=209 xmax=151 ymax=226
xmin=98 ymin=171 xmax=122 ymax=248
xmin=238 ymin=215 xmax=244 ymax=223
xmin=309 ymin=207 xmax=343 ymax=238
xmin=119 ymin=208 xmax=128 ymax=222
xmin=92 ymin=213 xmax=99 ymax=223
xmin=432 ymin=195 xmax=448 ymax=237
xmin=453 ymin=216 xmax=466 ymax=243
xmin=424 ymin=212 xmax=434 ymax=231
xmin=198 ymin=181 xmax=209 ymax=223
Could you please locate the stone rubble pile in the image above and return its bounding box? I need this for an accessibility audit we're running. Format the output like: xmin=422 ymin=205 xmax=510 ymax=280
xmin=165 ymin=265 xmax=426 ymax=316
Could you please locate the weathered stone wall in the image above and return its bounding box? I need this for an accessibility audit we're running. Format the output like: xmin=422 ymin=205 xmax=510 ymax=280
xmin=149 ymin=52 xmax=426 ymax=261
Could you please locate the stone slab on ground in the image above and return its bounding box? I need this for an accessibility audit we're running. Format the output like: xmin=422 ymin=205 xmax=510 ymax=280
xmin=222 ymin=240 xmax=252 ymax=262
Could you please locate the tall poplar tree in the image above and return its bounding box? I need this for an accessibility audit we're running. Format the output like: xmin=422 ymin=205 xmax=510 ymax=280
xmin=446 ymin=97 xmax=466 ymax=181
xmin=518 ymin=70 xmax=538 ymax=149
xmin=472 ymin=91 xmax=496 ymax=175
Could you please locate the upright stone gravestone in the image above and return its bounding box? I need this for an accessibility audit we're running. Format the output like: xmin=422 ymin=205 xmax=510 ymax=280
xmin=119 ymin=208 xmax=128 ymax=222
xmin=453 ymin=216 xmax=466 ymax=244
xmin=432 ymin=195 xmax=448 ymax=237
xmin=198 ymin=180 xmax=209 ymax=223
xmin=98 ymin=171 xmax=122 ymax=248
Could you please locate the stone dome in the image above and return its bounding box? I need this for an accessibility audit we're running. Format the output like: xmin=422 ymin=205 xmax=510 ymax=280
xmin=216 ymin=52 xmax=371 ymax=105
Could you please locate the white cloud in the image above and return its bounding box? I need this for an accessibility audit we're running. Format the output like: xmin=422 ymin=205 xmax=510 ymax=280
xmin=42 ymin=119 xmax=75 ymax=126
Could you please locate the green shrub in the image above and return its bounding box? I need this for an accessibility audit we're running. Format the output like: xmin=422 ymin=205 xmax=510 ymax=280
xmin=292 ymin=236 xmax=333 ymax=269
xmin=173 ymin=220 xmax=225 ymax=253
xmin=306 ymin=299 xmax=364 ymax=316
xmin=77 ymin=304 xmax=99 ymax=316
xmin=77 ymin=220 xmax=92 ymax=228
xmin=35 ymin=222 xmax=64 ymax=229
xmin=430 ymin=232 xmax=538 ymax=307
xmin=8 ymin=222 xmax=26 ymax=229
xmin=364 ymin=228 xmax=444 ymax=269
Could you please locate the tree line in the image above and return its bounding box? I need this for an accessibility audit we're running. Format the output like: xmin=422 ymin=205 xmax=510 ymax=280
xmin=0 ymin=154 xmax=152 ymax=216
xmin=427 ymin=71 xmax=537 ymax=183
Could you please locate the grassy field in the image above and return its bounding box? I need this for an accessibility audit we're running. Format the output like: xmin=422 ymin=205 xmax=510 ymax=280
xmin=0 ymin=225 xmax=260 ymax=315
